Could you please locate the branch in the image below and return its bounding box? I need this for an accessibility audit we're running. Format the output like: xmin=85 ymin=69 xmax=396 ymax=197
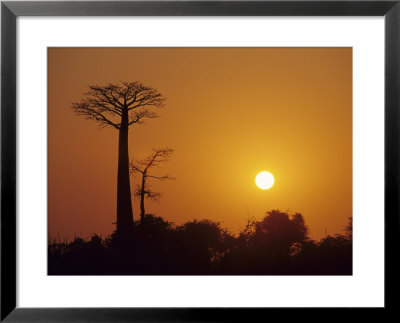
xmin=130 ymin=163 xmax=145 ymax=175
xmin=133 ymin=185 xmax=142 ymax=197
xmin=145 ymin=190 xmax=162 ymax=201
xmin=72 ymin=102 xmax=120 ymax=130
xmin=130 ymin=147 xmax=174 ymax=178
xmin=89 ymin=85 xmax=124 ymax=111
xmin=126 ymin=85 xmax=165 ymax=110
xmin=83 ymin=96 xmax=122 ymax=116
xmin=146 ymin=174 xmax=175 ymax=181
xmin=143 ymin=148 xmax=174 ymax=171
xmin=128 ymin=109 xmax=159 ymax=126
xmin=133 ymin=185 xmax=162 ymax=201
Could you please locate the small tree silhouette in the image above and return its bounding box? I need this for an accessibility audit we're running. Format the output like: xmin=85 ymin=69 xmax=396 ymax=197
xmin=130 ymin=148 xmax=174 ymax=223
xmin=345 ymin=216 xmax=352 ymax=241
xmin=72 ymin=82 xmax=165 ymax=234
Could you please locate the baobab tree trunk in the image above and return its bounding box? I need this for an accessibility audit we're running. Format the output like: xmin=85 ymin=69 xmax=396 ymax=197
xmin=116 ymin=108 xmax=134 ymax=233
xmin=140 ymin=174 xmax=146 ymax=223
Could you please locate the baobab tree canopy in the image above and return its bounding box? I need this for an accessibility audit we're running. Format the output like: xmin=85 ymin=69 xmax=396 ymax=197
xmin=71 ymin=81 xmax=165 ymax=129
xmin=72 ymin=81 xmax=166 ymax=234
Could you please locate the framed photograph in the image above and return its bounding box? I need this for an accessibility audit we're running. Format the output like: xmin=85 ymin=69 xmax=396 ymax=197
xmin=1 ymin=0 xmax=399 ymax=320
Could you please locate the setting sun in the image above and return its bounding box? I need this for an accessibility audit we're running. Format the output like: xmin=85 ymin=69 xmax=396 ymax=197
xmin=255 ymin=171 xmax=275 ymax=190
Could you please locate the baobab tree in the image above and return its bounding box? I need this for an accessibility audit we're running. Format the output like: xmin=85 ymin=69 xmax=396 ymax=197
xmin=72 ymin=81 xmax=165 ymax=234
xmin=130 ymin=148 xmax=174 ymax=223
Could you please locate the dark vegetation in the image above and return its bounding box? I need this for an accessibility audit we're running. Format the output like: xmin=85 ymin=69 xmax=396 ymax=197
xmin=48 ymin=211 xmax=352 ymax=275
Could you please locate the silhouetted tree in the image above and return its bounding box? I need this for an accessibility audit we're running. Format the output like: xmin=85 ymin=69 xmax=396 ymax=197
xmin=72 ymin=82 xmax=165 ymax=234
xmin=174 ymin=219 xmax=227 ymax=274
xmin=221 ymin=210 xmax=310 ymax=274
xmin=345 ymin=216 xmax=352 ymax=241
xmin=252 ymin=210 xmax=308 ymax=254
xmin=317 ymin=233 xmax=352 ymax=274
xmin=130 ymin=148 xmax=174 ymax=223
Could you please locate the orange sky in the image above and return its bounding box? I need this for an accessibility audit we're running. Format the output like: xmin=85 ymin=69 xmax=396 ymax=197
xmin=48 ymin=48 xmax=352 ymax=241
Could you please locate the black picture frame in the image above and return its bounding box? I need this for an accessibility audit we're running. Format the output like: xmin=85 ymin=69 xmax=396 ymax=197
xmin=1 ymin=0 xmax=399 ymax=321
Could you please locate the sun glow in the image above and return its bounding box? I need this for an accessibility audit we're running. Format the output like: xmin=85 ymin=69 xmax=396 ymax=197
xmin=255 ymin=171 xmax=275 ymax=190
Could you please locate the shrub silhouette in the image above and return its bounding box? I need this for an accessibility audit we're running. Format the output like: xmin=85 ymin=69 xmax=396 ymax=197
xmin=252 ymin=210 xmax=308 ymax=252
xmin=170 ymin=219 xmax=230 ymax=274
xmin=220 ymin=210 xmax=309 ymax=274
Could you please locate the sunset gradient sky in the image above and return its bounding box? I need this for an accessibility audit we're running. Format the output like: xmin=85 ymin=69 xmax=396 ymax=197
xmin=48 ymin=48 xmax=352 ymax=241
